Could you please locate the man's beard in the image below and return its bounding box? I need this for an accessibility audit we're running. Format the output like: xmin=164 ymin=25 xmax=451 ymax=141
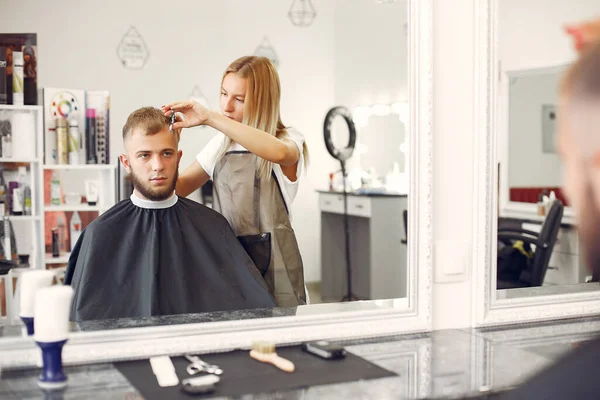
xmin=577 ymin=178 xmax=600 ymax=281
xmin=129 ymin=169 xmax=178 ymax=201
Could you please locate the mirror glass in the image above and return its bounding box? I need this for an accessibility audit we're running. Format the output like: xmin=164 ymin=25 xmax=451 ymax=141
xmin=495 ymin=0 xmax=600 ymax=299
xmin=0 ymin=0 xmax=411 ymax=338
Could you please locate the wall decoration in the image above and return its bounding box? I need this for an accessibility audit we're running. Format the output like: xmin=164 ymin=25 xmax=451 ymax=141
xmin=116 ymin=26 xmax=150 ymax=70
xmin=352 ymin=101 xmax=409 ymax=129
xmin=288 ymin=0 xmax=317 ymax=27
xmin=49 ymin=91 xmax=81 ymax=120
xmin=253 ymin=37 xmax=280 ymax=68
xmin=189 ymin=85 xmax=209 ymax=108
xmin=541 ymin=104 xmax=557 ymax=154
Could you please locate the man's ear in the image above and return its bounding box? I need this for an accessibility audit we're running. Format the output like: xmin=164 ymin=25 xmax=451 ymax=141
xmin=119 ymin=154 xmax=131 ymax=173
xmin=177 ymin=150 xmax=183 ymax=165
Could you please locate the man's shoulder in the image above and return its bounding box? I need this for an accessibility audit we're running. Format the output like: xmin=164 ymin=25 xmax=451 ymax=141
xmin=177 ymin=197 xmax=221 ymax=216
xmin=84 ymin=199 xmax=132 ymax=232
xmin=177 ymin=197 xmax=234 ymax=224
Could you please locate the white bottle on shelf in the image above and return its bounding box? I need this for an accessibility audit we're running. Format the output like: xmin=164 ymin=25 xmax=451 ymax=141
xmin=12 ymin=51 xmax=24 ymax=106
xmin=23 ymin=185 xmax=31 ymax=216
xmin=68 ymin=119 xmax=80 ymax=165
xmin=70 ymin=211 xmax=81 ymax=251
xmin=50 ymin=170 xmax=61 ymax=206
xmin=2 ymin=120 xmax=12 ymax=158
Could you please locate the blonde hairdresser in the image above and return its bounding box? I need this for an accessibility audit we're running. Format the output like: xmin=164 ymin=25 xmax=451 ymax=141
xmin=163 ymin=56 xmax=309 ymax=307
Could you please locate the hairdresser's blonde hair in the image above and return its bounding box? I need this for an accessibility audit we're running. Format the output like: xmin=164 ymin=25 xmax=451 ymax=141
xmin=215 ymin=56 xmax=308 ymax=180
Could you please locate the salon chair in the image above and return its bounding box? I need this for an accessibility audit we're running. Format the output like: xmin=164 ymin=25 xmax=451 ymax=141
xmin=497 ymin=200 xmax=564 ymax=289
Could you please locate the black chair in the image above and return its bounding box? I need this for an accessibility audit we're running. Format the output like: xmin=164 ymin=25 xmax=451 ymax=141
xmin=497 ymin=200 xmax=564 ymax=289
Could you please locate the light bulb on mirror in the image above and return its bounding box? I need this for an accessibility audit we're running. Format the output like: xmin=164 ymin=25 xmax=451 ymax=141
xmin=371 ymin=104 xmax=391 ymax=116
xmin=352 ymin=106 xmax=371 ymax=129
xmin=392 ymin=102 xmax=409 ymax=124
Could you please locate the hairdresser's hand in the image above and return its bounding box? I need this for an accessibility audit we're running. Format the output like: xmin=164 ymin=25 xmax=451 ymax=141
xmin=565 ymin=18 xmax=600 ymax=53
xmin=161 ymin=100 xmax=214 ymax=130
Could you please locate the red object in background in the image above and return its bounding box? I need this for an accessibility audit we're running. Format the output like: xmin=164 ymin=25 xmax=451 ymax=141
xmin=509 ymin=187 xmax=570 ymax=207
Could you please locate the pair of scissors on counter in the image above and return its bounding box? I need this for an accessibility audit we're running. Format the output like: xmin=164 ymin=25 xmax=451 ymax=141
xmin=184 ymin=355 xmax=223 ymax=376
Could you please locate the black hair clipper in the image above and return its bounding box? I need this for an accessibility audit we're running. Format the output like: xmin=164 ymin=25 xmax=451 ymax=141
xmin=302 ymin=341 xmax=346 ymax=360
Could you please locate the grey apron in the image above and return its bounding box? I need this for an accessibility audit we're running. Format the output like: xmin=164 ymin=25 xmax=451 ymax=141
xmin=212 ymin=151 xmax=307 ymax=306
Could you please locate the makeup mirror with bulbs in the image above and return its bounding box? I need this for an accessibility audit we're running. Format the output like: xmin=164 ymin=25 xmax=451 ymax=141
xmin=351 ymin=102 xmax=409 ymax=194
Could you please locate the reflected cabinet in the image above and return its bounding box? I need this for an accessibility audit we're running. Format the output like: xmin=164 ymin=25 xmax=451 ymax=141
xmin=319 ymin=191 xmax=408 ymax=302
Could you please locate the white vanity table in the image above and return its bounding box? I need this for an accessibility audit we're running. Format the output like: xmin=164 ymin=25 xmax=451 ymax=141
xmin=318 ymin=190 xmax=408 ymax=302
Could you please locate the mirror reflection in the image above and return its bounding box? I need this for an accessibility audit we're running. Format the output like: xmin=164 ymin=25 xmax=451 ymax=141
xmin=495 ymin=0 xmax=600 ymax=299
xmin=0 ymin=0 xmax=410 ymax=335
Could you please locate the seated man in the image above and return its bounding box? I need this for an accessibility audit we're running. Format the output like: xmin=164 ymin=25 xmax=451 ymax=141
xmin=64 ymin=107 xmax=276 ymax=321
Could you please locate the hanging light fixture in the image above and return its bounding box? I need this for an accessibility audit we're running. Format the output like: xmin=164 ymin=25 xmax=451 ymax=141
xmin=288 ymin=0 xmax=317 ymax=28
xmin=189 ymin=85 xmax=209 ymax=108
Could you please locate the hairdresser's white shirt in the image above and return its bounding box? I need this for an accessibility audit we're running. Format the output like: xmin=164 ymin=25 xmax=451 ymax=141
xmin=197 ymin=127 xmax=305 ymax=221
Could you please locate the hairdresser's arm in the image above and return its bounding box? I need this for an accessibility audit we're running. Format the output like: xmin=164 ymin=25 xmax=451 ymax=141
xmin=163 ymin=101 xmax=299 ymax=166
xmin=208 ymin=112 xmax=299 ymax=166
xmin=176 ymin=160 xmax=210 ymax=198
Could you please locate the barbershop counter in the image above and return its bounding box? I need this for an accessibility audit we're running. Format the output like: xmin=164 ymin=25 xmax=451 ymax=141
xmin=3 ymin=310 xmax=599 ymax=399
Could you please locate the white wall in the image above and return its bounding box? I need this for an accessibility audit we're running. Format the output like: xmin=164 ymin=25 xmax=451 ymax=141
xmin=498 ymin=0 xmax=600 ymax=192
xmin=498 ymin=0 xmax=600 ymax=72
xmin=432 ymin=0 xmax=476 ymax=329
xmin=507 ymin=69 xmax=563 ymax=188
xmin=0 ymin=0 xmax=337 ymax=283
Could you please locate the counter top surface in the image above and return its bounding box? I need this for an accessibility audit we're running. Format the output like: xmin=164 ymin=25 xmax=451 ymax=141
xmin=3 ymin=316 xmax=597 ymax=399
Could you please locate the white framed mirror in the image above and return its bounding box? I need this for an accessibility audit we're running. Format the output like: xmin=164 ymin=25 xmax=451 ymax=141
xmin=0 ymin=0 xmax=433 ymax=369
xmin=473 ymin=0 xmax=600 ymax=326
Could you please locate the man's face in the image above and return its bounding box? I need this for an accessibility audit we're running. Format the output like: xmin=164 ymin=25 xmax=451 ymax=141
xmin=558 ymin=99 xmax=600 ymax=276
xmin=120 ymin=126 xmax=182 ymax=201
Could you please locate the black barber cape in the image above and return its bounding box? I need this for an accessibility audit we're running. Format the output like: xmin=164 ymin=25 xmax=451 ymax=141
xmin=64 ymin=195 xmax=276 ymax=321
xmin=498 ymin=336 xmax=600 ymax=399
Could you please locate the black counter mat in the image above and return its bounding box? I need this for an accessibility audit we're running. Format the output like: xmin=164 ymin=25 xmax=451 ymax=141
xmin=114 ymin=345 xmax=397 ymax=399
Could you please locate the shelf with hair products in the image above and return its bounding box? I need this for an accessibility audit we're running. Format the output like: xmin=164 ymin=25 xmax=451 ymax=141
xmin=0 ymin=102 xmax=117 ymax=323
